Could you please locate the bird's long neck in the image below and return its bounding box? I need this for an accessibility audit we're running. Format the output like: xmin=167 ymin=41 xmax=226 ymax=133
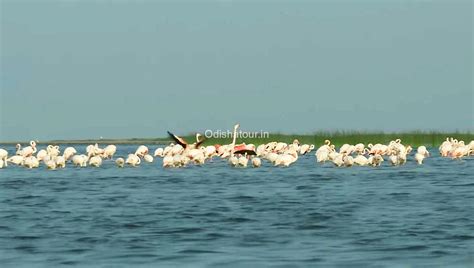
xmin=232 ymin=126 xmax=238 ymax=147
xmin=231 ymin=124 xmax=239 ymax=156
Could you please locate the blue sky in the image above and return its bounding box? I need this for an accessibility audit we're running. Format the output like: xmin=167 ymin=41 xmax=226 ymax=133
xmin=1 ymin=1 xmax=472 ymax=141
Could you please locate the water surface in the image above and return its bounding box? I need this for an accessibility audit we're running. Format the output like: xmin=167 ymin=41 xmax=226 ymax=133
xmin=0 ymin=145 xmax=473 ymax=267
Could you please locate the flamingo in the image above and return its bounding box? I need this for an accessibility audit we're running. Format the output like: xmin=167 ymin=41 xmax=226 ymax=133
xmin=115 ymin=157 xmax=125 ymax=168
xmin=193 ymin=152 xmax=206 ymax=165
xmin=72 ymin=155 xmax=88 ymax=167
xmin=63 ymin=147 xmax=77 ymax=161
xmin=339 ymin=144 xmax=354 ymax=155
xmin=343 ymin=155 xmax=354 ymax=167
xmin=274 ymin=149 xmax=298 ymax=167
xmin=252 ymin=157 xmax=261 ymax=167
xmin=451 ymin=145 xmax=470 ymax=159
xmin=15 ymin=144 xmax=22 ymax=155
xmin=467 ymin=140 xmax=474 ymax=155
xmin=154 ymin=147 xmax=164 ymax=157
xmin=55 ymin=156 xmax=66 ymax=168
xmin=163 ymin=155 xmax=174 ymax=167
xmin=238 ymin=155 xmax=249 ymax=167
xmin=332 ymin=153 xmax=344 ymax=167
xmin=415 ymin=153 xmax=425 ymax=165
xmin=353 ymin=154 xmax=369 ymax=166
xmin=417 ymin=146 xmax=429 ymax=157
xmin=299 ymin=144 xmax=315 ymax=155
xmin=368 ymin=154 xmax=384 ymax=167
xmin=20 ymin=141 xmax=37 ymax=157
xmin=353 ymin=143 xmax=365 ymax=154
xmin=36 ymin=149 xmax=48 ymax=162
xmin=23 ymin=156 xmax=39 ymax=169
xmin=0 ymin=148 xmax=8 ymax=167
xmin=266 ymin=152 xmax=278 ymax=164
xmin=48 ymin=145 xmax=60 ymax=158
xmin=143 ymin=154 xmax=154 ymax=163
xmin=46 ymin=159 xmax=57 ymax=170
xmin=228 ymin=155 xmax=238 ymax=167
xmin=103 ymin=145 xmax=117 ymax=159
xmin=135 ymin=145 xmax=149 ymax=158
xmin=167 ymin=132 xmax=206 ymax=151
xmin=8 ymin=155 xmax=24 ymax=165
xmin=204 ymin=145 xmax=217 ymax=159
xmin=126 ymin=154 xmax=141 ymax=167
xmin=89 ymin=156 xmax=102 ymax=167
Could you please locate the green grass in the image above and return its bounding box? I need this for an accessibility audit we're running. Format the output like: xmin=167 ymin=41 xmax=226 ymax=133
xmin=2 ymin=131 xmax=472 ymax=147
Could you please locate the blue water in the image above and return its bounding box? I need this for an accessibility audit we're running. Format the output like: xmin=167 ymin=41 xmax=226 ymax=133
xmin=0 ymin=145 xmax=473 ymax=267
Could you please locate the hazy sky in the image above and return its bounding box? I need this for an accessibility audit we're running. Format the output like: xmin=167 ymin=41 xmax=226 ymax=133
xmin=1 ymin=1 xmax=473 ymax=141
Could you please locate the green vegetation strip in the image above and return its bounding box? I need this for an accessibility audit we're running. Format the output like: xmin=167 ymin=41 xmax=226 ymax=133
xmin=2 ymin=131 xmax=472 ymax=147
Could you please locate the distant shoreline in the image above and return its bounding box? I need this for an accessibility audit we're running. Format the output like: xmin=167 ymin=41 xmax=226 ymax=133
xmin=1 ymin=131 xmax=473 ymax=147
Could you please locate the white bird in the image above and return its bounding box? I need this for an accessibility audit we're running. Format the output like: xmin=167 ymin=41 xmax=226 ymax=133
xmin=103 ymin=145 xmax=117 ymax=159
xmin=343 ymin=155 xmax=354 ymax=167
xmin=72 ymin=155 xmax=88 ymax=167
xmin=47 ymin=145 xmax=61 ymax=158
xmin=20 ymin=141 xmax=37 ymax=157
xmin=143 ymin=154 xmax=154 ymax=163
xmin=332 ymin=153 xmax=344 ymax=167
xmin=228 ymin=155 xmax=239 ymax=167
xmin=389 ymin=154 xmax=399 ymax=166
xmin=353 ymin=143 xmax=365 ymax=154
xmin=256 ymin=144 xmax=266 ymax=157
xmin=316 ymin=150 xmax=329 ymax=163
xmin=163 ymin=155 xmax=174 ymax=168
xmin=23 ymin=156 xmax=39 ymax=169
xmin=353 ymin=155 xmax=369 ymax=166
xmin=126 ymin=154 xmax=141 ymax=167
xmin=368 ymin=154 xmax=384 ymax=167
xmin=15 ymin=144 xmax=22 ymax=155
xmin=154 ymin=147 xmax=164 ymax=157
xmin=252 ymin=157 xmax=261 ymax=168
xmin=417 ymin=146 xmax=429 ymax=156
xmin=86 ymin=143 xmax=103 ymax=157
xmin=89 ymin=156 xmax=102 ymax=167
xmin=266 ymin=152 xmax=279 ymax=164
xmin=8 ymin=155 xmax=24 ymax=165
xmin=36 ymin=149 xmax=48 ymax=162
xmin=299 ymin=144 xmax=314 ymax=155
xmin=204 ymin=145 xmax=217 ymax=159
xmin=193 ymin=152 xmax=206 ymax=165
xmin=274 ymin=150 xmax=298 ymax=167
xmin=415 ymin=153 xmax=425 ymax=165
xmin=115 ymin=157 xmax=125 ymax=168
xmin=46 ymin=159 xmax=57 ymax=170
xmin=339 ymin=144 xmax=354 ymax=155
xmin=0 ymin=148 xmax=8 ymax=167
xmin=55 ymin=156 xmax=66 ymax=168
xmin=238 ymin=155 xmax=248 ymax=167
xmin=63 ymin=147 xmax=77 ymax=161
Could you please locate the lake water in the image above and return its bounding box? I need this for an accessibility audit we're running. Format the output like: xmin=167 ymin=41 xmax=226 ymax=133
xmin=0 ymin=145 xmax=473 ymax=267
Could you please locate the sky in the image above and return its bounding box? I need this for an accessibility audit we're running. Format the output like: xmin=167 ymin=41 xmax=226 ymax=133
xmin=1 ymin=0 xmax=473 ymax=141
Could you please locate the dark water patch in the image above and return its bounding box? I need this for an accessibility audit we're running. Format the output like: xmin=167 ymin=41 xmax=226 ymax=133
xmin=166 ymin=227 xmax=205 ymax=234
xmin=224 ymin=217 xmax=254 ymax=223
xmin=11 ymin=235 xmax=43 ymax=240
xmin=448 ymin=235 xmax=474 ymax=240
xmin=374 ymin=245 xmax=429 ymax=251
xmin=296 ymin=224 xmax=328 ymax=230
xmin=178 ymin=249 xmax=222 ymax=254
xmin=13 ymin=245 xmax=37 ymax=253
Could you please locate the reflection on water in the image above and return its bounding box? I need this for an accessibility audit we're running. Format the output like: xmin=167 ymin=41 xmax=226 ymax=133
xmin=0 ymin=145 xmax=473 ymax=267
